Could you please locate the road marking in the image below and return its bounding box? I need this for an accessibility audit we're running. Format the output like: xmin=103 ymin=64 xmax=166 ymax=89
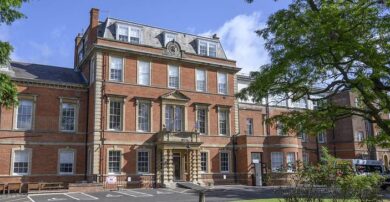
xmin=115 ymin=189 xmax=153 ymax=197
xmin=164 ymin=188 xmax=190 ymax=194
xmin=47 ymin=198 xmax=67 ymax=201
xmin=106 ymin=194 xmax=122 ymax=198
xmin=156 ymin=190 xmax=173 ymax=195
xmin=64 ymin=194 xmax=80 ymax=200
xmin=27 ymin=195 xmax=36 ymax=202
xmin=4 ymin=197 xmax=29 ymax=202
xmin=114 ymin=191 xmax=138 ymax=197
xmin=79 ymin=193 xmax=99 ymax=200
xmin=125 ymin=189 xmax=153 ymax=196
xmin=66 ymin=192 xmax=98 ymax=200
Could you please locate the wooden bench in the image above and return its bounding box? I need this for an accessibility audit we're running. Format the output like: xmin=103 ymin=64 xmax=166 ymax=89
xmin=7 ymin=183 xmax=22 ymax=194
xmin=39 ymin=182 xmax=65 ymax=190
xmin=0 ymin=183 xmax=5 ymax=194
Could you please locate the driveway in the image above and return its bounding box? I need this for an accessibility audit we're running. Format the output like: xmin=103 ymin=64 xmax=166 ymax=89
xmin=0 ymin=185 xmax=281 ymax=202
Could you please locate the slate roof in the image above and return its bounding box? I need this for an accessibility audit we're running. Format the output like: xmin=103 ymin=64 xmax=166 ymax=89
xmin=100 ymin=18 xmax=228 ymax=59
xmin=9 ymin=61 xmax=86 ymax=85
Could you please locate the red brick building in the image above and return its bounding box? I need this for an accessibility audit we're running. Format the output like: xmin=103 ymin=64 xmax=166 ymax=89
xmin=0 ymin=8 xmax=388 ymax=188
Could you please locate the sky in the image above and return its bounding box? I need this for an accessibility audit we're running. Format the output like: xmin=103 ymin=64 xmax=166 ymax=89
xmin=0 ymin=0 xmax=290 ymax=73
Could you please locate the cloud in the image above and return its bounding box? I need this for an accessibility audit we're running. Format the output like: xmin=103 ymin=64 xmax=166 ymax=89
xmin=201 ymin=13 xmax=269 ymax=74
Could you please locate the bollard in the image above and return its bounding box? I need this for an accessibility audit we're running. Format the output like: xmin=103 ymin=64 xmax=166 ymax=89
xmin=199 ymin=191 xmax=205 ymax=202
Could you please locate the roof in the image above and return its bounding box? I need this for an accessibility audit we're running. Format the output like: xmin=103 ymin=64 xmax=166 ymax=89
xmin=100 ymin=18 xmax=228 ymax=59
xmin=9 ymin=61 xmax=86 ymax=85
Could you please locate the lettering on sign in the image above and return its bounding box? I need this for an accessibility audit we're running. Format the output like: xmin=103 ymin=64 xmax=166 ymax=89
xmin=106 ymin=176 xmax=117 ymax=184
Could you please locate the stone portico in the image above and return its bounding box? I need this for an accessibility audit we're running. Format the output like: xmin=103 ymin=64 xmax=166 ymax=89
xmin=156 ymin=131 xmax=203 ymax=187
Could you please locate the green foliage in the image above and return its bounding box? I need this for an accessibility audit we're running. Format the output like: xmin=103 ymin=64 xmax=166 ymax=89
xmin=0 ymin=0 xmax=26 ymax=25
xmin=281 ymin=147 xmax=384 ymax=201
xmin=0 ymin=0 xmax=27 ymax=107
xmin=238 ymin=0 xmax=390 ymax=144
xmin=0 ymin=73 xmax=18 ymax=108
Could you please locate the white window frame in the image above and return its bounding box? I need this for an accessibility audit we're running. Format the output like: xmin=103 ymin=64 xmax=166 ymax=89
xmin=107 ymin=149 xmax=122 ymax=175
xmin=165 ymin=105 xmax=185 ymax=132
xmin=286 ymin=152 xmax=296 ymax=173
xmin=271 ymin=152 xmax=283 ymax=172
xmin=117 ymin=24 xmax=129 ymax=42
xmin=59 ymin=100 xmax=79 ymax=133
xmin=303 ymin=152 xmax=309 ymax=165
xmin=195 ymin=69 xmax=207 ymax=92
xmin=58 ymin=149 xmax=76 ymax=175
xmin=196 ymin=105 xmax=208 ymax=135
xmin=217 ymin=72 xmax=228 ymax=95
xmin=200 ymin=151 xmax=209 ymax=173
xmin=115 ymin=23 xmax=142 ymax=44
xmin=136 ymin=100 xmax=151 ymax=132
xmin=167 ymin=64 xmax=180 ymax=89
xmin=292 ymin=98 xmax=308 ymax=109
xmin=109 ymin=56 xmax=124 ymax=82
xmin=137 ymin=149 xmax=150 ymax=174
xmin=220 ymin=151 xmax=230 ymax=173
xmin=11 ymin=148 xmax=32 ymax=176
xmin=218 ymin=107 xmax=230 ymax=136
xmin=356 ymin=131 xmax=364 ymax=142
xmin=276 ymin=121 xmax=286 ymax=136
xmin=301 ymin=132 xmax=308 ymax=142
xmin=317 ymin=131 xmax=326 ymax=143
xmin=14 ymin=97 xmax=36 ymax=131
xmin=107 ymin=97 xmax=125 ymax=131
xmin=197 ymin=39 xmax=217 ymax=57
xmin=137 ymin=60 xmax=151 ymax=86
xmin=246 ymin=118 xmax=254 ymax=135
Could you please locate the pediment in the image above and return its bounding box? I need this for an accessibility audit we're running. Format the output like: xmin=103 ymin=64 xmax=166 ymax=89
xmin=160 ymin=90 xmax=190 ymax=101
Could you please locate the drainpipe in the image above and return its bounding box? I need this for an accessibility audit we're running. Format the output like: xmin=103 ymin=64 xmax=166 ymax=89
xmin=154 ymin=144 xmax=157 ymax=188
xmin=232 ymin=133 xmax=239 ymax=184
xmin=316 ymin=135 xmax=320 ymax=162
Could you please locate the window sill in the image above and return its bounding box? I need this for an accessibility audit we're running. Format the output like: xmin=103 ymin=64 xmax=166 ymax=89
xmin=59 ymin=173 xmax=75 ymax=176
xmin=60 ymin=130 xmax=76 ymax=134
xmin=12 ymin=173 xmax=29 ymax=176
xmin=13 ymin=128 xmax=32 ymax=132
xmin=108 ymin=80 xmax=124 ymax=83
xmin=137 ymin=172 xmax=153 ymax=176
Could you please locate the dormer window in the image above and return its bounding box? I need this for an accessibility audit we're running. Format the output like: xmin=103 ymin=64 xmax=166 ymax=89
xmin=164 ymin=32 xmax=177 ymax=46
xmin=117 ymin=25 xmax=129 ymax=42
xmin=198 ymin=40 xmax=217 ymax=57
xmin=116 ymin=24 xmax=142 ymax=44
xmin=130 ymin=27 xmax=141 ymax=44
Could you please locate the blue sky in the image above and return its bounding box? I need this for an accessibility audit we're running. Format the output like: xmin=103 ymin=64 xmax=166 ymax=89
xmin=0 ymin=0 xmax=290 ymax=73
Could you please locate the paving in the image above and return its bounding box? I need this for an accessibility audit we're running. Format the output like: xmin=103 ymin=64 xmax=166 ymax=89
xmin=0 ymin=185 xmax=281 ymax=202
xmin=1 ymin=185 xmax=388 ymax=202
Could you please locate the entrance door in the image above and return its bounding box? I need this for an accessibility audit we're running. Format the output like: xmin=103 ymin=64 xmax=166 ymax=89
xmin=251 ymin=152 xmax=262 ymax=186
xmin=173 ymin=153 xmax=181 ymax=181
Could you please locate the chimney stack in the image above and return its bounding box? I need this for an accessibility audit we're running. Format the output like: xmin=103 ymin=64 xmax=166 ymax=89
xmin=90 ymin=8 xmax=100 ymax=30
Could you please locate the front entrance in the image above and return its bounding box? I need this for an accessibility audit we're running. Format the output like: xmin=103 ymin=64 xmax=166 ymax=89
xmin=173 ymin=153 xmax=181 ymax=181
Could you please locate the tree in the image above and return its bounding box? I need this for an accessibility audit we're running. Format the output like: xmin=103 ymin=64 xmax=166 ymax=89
xmin=238 ymin=0 xmax=390 ymax=146
xmin=0 ymin=0 xmax=28 ymax=108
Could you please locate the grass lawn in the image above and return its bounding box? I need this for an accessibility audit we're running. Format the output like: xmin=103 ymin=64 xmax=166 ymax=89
xmin=233 ymin=199 xmax=282 ymax=202
xmin=234 ymin=200 xmax=390 ymax=202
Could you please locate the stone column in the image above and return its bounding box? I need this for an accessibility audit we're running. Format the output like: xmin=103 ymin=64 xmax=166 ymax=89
xmin=196 ymin=150 xmax=202 ymax=183
xmin=189 ymin=150 xmax=194 ymax=182
xmin=167 ymin=149 xmax=174 ymax=183
xmin=156 ymin=149 xmax=161 ymax=185
xmin=162 ymin=149 xmax=169 ymax=186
